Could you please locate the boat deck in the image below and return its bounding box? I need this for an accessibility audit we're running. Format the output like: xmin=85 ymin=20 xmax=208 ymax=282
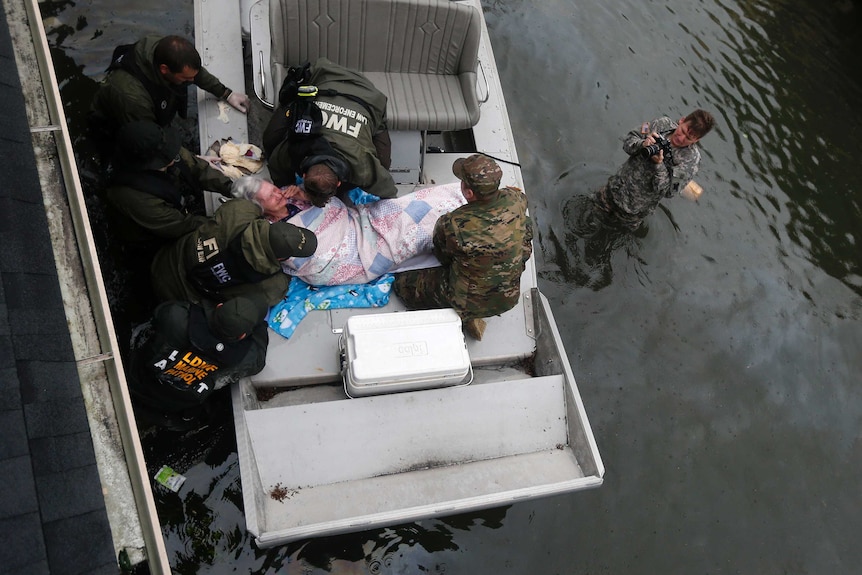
xmin=195 ymin=0 xmax=537 ymax=388
xmin=251 ymin=258 xmax=537 ymax=386
xmin=234 ymin=370 xmax=593 ymax=543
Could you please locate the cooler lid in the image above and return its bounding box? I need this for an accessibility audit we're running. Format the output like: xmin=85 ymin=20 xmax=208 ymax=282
xmin=344 ymin=309 xmax=470 ymax=384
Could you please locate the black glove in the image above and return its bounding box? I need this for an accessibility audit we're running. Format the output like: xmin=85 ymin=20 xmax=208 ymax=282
xmin=278 ymin=62 xmax=311 ymax=107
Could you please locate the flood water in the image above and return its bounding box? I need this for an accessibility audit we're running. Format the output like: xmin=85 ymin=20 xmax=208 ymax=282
xmin=41 ymin=0 xmax=862 ymax=573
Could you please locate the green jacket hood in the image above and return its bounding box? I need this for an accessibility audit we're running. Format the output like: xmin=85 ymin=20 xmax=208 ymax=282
xmin=134 ymin=35 xmax=170 ymax=90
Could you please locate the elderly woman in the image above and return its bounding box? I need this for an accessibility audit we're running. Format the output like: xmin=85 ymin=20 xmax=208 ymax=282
xmin=229 ymin=175 xmax=466 ymax=285
xmin=231 ymin=176 xmax=312 ymax=222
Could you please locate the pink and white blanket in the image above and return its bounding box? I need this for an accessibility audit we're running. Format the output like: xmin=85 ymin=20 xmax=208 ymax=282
xmin=281 ymin=182 xmax=466 ymax=285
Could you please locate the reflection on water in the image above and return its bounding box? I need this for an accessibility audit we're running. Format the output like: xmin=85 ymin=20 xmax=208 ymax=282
xmin=702 ymin=0 xmax=862 ymax=295
xmin=40 ymin=0 xmax=862 ymax=572
xmin=523 ymin=0 xmax=862 ymax=300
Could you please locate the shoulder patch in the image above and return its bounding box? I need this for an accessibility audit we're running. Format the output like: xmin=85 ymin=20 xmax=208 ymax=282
xmin=640 ymin=122 xmax=650 ymax=135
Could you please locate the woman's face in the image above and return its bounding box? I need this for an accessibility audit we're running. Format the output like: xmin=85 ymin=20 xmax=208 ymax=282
xmin=256 ymin=181 xmax=288 ymax=216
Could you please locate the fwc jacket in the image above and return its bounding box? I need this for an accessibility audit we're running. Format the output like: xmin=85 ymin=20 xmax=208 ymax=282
xmin=150 ymin=199 xmax=292 ymax=307
xmin=264 ymin=58 xmax=396 ymax=199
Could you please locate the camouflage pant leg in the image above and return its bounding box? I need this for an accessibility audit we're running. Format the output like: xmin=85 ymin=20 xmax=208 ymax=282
xmin=393 ymin=268 xmax=449 ymax=311
xmin=593 ymin=186 xmax=645 ymax=232
xmin=565 ymin=193 xmax=607 ymax=238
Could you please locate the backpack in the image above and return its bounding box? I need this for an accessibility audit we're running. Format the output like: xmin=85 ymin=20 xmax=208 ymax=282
xmin=277 ymin=62 xmax=375 ymax=139
xmin=277 ymin=63 xmax=322 ymax=138
xmin=287 ymin=86 xmax=324 ymax=138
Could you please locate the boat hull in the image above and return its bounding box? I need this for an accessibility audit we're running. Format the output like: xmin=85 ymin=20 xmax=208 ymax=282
xmin=193 ymin=0 xmax=604 ymax=547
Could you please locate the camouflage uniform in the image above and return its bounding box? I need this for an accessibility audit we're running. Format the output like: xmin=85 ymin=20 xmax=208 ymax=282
xmin=595 ymin=116 xmax=702 ymax=230
xmin=395 ymin=185 xmax=532 ymax=321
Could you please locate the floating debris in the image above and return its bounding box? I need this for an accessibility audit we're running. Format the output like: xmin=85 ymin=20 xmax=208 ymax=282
xmin=154 ymin=465 xmax=186 ymax=492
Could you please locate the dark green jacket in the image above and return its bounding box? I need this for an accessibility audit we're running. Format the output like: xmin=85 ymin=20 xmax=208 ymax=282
xmin=91 ymin=35 xmax=229 ymax=129
xmin=265 ymin=58 xmax=396 ymax=198
xmin=151 ymin=199 xmax=291 ymax=306
xmin=127 ymin=300 xmax=268 ymax=412
xmin=105 ymin=147 xmax=231 ymax=255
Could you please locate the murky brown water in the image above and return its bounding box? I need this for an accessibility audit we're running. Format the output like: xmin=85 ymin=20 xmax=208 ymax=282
xmin=43 ymin=0 xmax=862 ymax=572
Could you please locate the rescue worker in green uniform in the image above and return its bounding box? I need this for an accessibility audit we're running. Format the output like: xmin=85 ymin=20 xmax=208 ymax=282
xmin=90 ymin=35 xmax=250 ymax=139
xmin=394 ymin=154 xmax=533 ymax=340
xmin=127 ymin=295 xmax=269 ymax=416
xmin=104 ymin=120 xmax=233 ymax=325
xmin=106 ymin=121 xmax=232 ymax=259
xmin=150 ymin=198 xmax=318 ymax=307
xmin=262 ymin=58 xmax=396 ymax=206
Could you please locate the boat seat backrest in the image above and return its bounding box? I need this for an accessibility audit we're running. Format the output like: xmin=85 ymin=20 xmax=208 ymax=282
xmin=268 ymin=0 xmax=481 ymax=131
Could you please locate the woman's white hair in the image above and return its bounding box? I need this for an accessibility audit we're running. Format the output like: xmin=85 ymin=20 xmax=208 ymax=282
xmin=231 ymin=175 xmax=265 ymax=208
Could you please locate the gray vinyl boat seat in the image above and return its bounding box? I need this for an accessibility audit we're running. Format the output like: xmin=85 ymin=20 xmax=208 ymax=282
xmin=251 ymin=0 xmax=482 ymax=131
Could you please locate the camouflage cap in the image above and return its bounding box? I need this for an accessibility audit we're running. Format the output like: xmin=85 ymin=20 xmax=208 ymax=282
xmin=452 ymin=154 xmax=503 ymax=195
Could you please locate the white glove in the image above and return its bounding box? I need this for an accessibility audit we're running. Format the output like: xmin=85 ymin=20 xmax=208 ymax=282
xmin=226 ymin=91 xmax=250 ymax=114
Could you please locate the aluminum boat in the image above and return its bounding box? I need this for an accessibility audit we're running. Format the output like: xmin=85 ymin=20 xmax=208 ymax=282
xmin=194 ymin=0 xmax=604 ymax=548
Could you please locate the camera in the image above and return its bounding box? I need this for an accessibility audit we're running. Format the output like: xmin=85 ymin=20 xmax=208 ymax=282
xmin=640 ymin=133 xmax=673 ymax=161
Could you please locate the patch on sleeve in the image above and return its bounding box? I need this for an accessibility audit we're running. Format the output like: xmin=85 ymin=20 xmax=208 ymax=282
xmin=640 ymin=122 xmax=650 ymax=134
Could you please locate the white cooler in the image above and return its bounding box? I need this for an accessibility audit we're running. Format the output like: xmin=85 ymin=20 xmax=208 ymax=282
xmin=340 ymin=309 xmax=473 ymax=398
